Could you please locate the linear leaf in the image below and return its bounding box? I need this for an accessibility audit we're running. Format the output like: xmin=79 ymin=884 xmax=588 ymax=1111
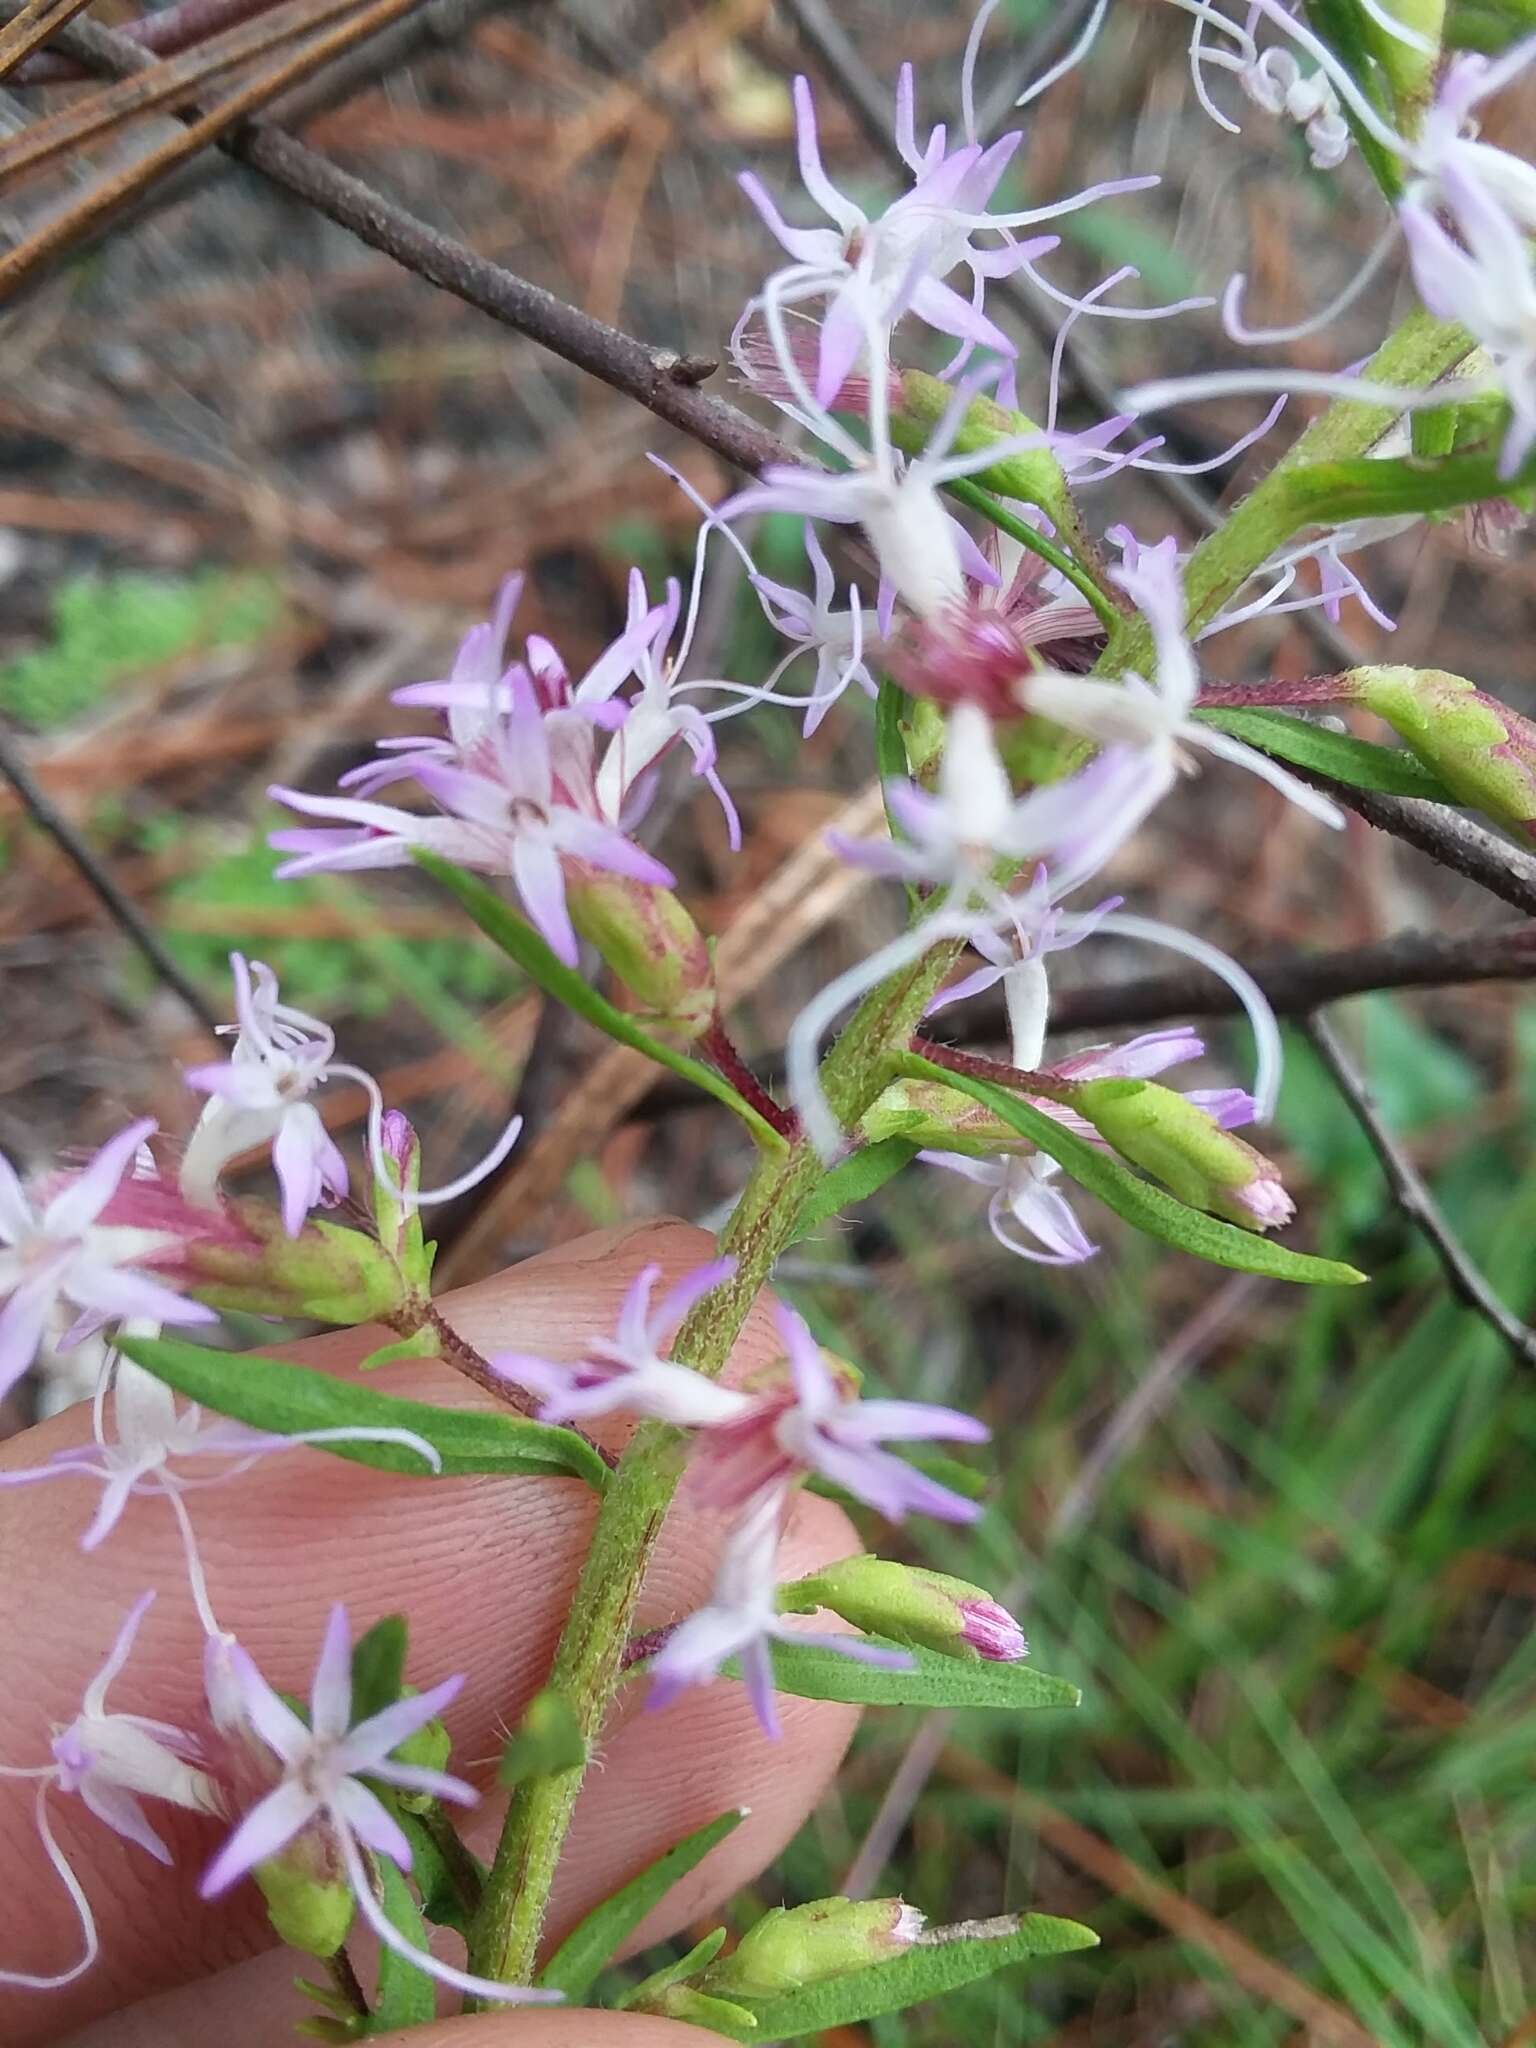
xmin=792 ymin=1136 xmax=921 ymax=1239
xmin=707 ymin=1912 xmax=1100 ymax=2039
xmin=121 ymin=1333 xmax=610 ymax=1492
xmin=350 ymin=1615 xmax=407 ymax=1723
xmin=362 ymin=1858 xmax=437 ymax=2032
xmin=1193 ymin=706 xmax=1455 ymax=801
xmin=741 ymin=1637 xmax=1081 ymax=1711
xmin=537 ymin=1809 xmax=746 ymax=2001
xmin=413 ymin=851 xmax=783 ymax=1149
xmin=1280 ymin=441 xmax=1534 ymax=527
xmin=898 ymin=1055 xmax=1366 ymax=1286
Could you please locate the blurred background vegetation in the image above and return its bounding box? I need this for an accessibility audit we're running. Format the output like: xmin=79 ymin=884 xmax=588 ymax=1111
xmin=1 ymin=0 xmax=1533 ymax=2040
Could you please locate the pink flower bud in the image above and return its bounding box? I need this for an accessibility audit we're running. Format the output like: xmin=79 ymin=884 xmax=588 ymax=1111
xmin=958 ymin=1596 xmax=1029 ymax=1663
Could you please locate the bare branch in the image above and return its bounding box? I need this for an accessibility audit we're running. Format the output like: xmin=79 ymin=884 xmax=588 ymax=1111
xmin=1302 ymin=1013 xmax=1536 ymax=1370
xmin=0 ymin=726 xmax=222 ymax=1040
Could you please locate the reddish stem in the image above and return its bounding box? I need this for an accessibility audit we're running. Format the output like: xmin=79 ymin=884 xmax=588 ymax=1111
xmin=910 ymin=1035 xmax=1073 ymax=1104
xmin=700 ymin=1015 xmax=798 ymax=1139
xmin=1195 ymin=675 xmax=1367 ymax=709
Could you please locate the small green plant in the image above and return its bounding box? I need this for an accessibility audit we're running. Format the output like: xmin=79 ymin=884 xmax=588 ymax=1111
xmin=0 ymin=570 xmax=283 ymax=730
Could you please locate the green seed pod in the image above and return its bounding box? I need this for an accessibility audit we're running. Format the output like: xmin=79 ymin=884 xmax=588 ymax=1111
xmin=564 ymin=860 xmax=716 ymax=1039
xmin=1357 ymin=665 xmax=1536 ymax=841
xmin=702 ymin=1896 xmax=925 ymax=2001
xmin=1072 ymin=1079 xmax=1294 ymax=1231
xmin=781 ymin=1555 xmax=1026 ymax=1663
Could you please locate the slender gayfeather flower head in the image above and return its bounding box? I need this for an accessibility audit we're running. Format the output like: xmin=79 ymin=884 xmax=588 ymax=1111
xmin=0 ymin=1122 xmax=217 ymax=1402
xmin=648 ymin=1490 xmax=911 ymax=1740
xmin=48 ymin=1592 xmax=222 ymax=1863
xmin=687 ymin=1304 xmax=987 ymax=1524
xmin=181 ymin=955 xmax=354 ymax=1235
xmin=0 ymin=1593 xmax=219 ymax=1992
xmin=490 ymin=1257 xmax=749 ymax=1427
xmin=271 ymin=661 xmax=673 ymax=970
xmin=922 ymin=1147 xmax=1100 ymax=1267
xmin=737 ymin=66 xmax=1155 ymax=405
xmin=202 ymin=1605 xmax=560 ymax=2007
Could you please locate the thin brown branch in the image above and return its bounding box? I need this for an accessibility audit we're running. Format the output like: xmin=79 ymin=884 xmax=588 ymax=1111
xmin=1294 ymin=772 xmax=1536 ymax=919
xmin=0 ymin=0 xmax=430 ymax=304
xmin=1301 ymin=1013 xmax=1536 ymax=1370
xmin=0 ymin=0 xmax=380 ymax=186
xmin=0 ymin=724 xmax=223 ymax=1041
xmin=1029 ymin=924 xmax=1536 ymax=1033
xmin=0 ymin=0 xmax=91 ymax=80
xmin=12 ymin=0 xmax=287 ymax=84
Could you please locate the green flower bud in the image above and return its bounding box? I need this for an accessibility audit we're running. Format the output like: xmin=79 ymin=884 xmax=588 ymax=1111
xmin=564 ymin=860 xmax=715 ymax=1038
xmin=191 ymin=1207 xmax=409 ymax=1326
xmin=372 ymin=1111 xmax=433 ymax=1292
xmin=390 ymin=1697 xmax=453 ymax=1814
xmin=1356 ymin=666 xmax=1536 ymax=841
xmin=254 ymin=1850 xmax=355 ymax=1959
xmin=635 ymin=1984 xmax=759 ymax=2030
xmin=891 ymin=368 xmax=1080 ymax=538
xmin=702 ymin=1897 xmax=924 ymax=2001
xmin=1072 ymin=1079 xmax=1294 ymax=1231
xmin=780 ymin=1556 xmax=1026 ymax=1664
xmin=859 ymin=1078 xmax=1016 ymax=1156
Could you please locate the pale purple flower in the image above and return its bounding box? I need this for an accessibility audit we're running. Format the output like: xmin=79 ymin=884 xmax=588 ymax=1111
xmin=0 ymin=1592 xmax=219 ymax=1990
xmin=1399 ymin=168 xmax=1536 ymax=480
xmin=688 ymin=1304 xmax=986 ymax=1524
xmin=585 ymin=568 xmax=745 ymax=848
xmin=490 ymin=1258 xmax=748 ymax=1427
xmin=648 ymin=1491 xmax=911 ymax=1741
xmin=923 ymin=1147 xmax=1100 ymax=1267
xmin=1020 ymin=536 xmax=1348 ymax=829
xmin=181 ymin=955 xmax=359 ymax=1233
xmin=738 ymin=68 xmax=1154 ymax=403
xmin=271 ymin=661 xmax=672 ymax=969
xmin=202 ymin=1605 xmax=559 ymax=2007
xmin=0 ymin=1121 xmax=216 ymax=1401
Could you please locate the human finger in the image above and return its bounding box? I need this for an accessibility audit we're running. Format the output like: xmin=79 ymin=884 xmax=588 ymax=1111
xmin=0 ymin=1222 xmax=859 ymax=2045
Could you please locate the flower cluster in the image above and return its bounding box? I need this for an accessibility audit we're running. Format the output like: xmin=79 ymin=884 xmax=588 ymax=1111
xmin=7 ymin=0 xmax=1530 ymax=2024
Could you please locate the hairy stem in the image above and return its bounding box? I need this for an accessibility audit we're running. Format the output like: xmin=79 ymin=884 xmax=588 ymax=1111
xmin=1095 ymin=309 xmax=1475 ymax=676
xmin=466 ymin=940 xmax=961 ymax=1992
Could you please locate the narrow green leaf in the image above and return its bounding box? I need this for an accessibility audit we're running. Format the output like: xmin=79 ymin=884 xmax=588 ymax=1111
xmin=742 ymin=1637 xmax=1081 ymax=1711
xmin=392 ymin=1808 xmax=484 ymax=1936
xmin=616 ymin=1927 xmax=729 ymax=2011
xmin=1192 ymin=706 xmax=1455 ymax=801
xmin=898 ymin=1055 xmax=1367 ymax=1286
xmin=350 ymin=1616 xmax=407 ymax=1723
xmin=537 ymin=1809 xmax=747 ymax=2001
xmin=363 ymin=1859 xmax=436 ymax=2033
xmin=413 ymin=852 xmax=783 ymax=1150
xmin=792 ymin=1137 xmax=920 ymax=1239
xmin=1280 ymin=442 xmax=1534 ymax=526
xmin=120 ymin=1333 xmax=611 ymax=1492
xmin=706 ymin=1913 xmax=1099 ymax=2039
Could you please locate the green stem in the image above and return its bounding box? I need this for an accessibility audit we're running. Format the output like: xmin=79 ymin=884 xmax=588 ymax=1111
xmin=465 ymin=936 xmax=962 ymax=1993
xmin=1096 ymin=309 xmax=1475 ymax=676
xmin=945 ymin=476 xmax=1120 ymax=629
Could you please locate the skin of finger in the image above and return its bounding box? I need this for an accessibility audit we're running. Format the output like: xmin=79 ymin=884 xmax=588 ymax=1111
xmin=63 ymin=1949 xmax=719 ymax=2048
xmin=0 ymin=1221 xmax=860 ymax=2046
